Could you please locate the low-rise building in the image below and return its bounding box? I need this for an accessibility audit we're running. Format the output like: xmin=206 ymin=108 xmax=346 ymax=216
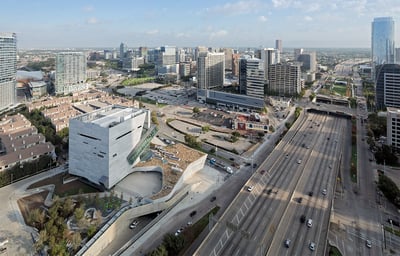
xmin=0 ymin=113 xmax=55 ymax=171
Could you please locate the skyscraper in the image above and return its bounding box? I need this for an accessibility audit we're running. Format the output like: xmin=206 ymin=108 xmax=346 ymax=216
xmin=372 ymin=17 xmax=395 ymax=65
xmin=275 ymin=39 xmax=282 ymax=53
xmin=55 ymin=52 xmax=87 ymax=95
xmin=260 ymin=48 xmax=279 ymax=82
xmin=197 ymin=52 xmax=225 ymax=101
xmin=197 ymin=52 xmax=225 ymax=90
xmin=120 ymin=42 xmax=127 ymax=60
xmin=0 ymin=33 xmax=17 ymax=111
xmin=239 ymin=57 xmax=265 ymax=99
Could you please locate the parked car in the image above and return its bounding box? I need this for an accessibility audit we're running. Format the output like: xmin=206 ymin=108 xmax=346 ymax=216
xmin=366 ymin=239 xmax=372 ymax=248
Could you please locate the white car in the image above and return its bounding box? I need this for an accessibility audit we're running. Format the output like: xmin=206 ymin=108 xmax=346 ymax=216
xmin=247 ymin=186 xmax=254 ymax=192
xmin=309 ymin=242 xmax=315 ymax=251
xmin=366 ymin=239 xmax=372 ymax=248
xmin=322 ymin=189 xmax=327 ymax=195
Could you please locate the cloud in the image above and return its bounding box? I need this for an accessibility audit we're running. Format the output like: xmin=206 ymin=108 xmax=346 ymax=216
xmin=304 ymin=16 xmax=313 ymax=21
xmin=210 ymin=30 xmax=228 ymax=39
xmin=86 ymin=17 xmax=99 ymax=24
xmin=146 ymin=29 xmax=159 ymax=35
xmin=258 ymin=15 xmax=268 ymax=22
xmin=83 ymin=5 xmax=94 ymax=12
xmin=208 ymin=1 xmax=264 ymax=15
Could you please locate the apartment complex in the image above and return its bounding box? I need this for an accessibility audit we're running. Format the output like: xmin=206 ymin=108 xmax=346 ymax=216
xmin=268 ymin=63 xmax=301 ymax=96
xmin=0 ymin=113 xmax=55 ymax=171
xmin=55 ymin=52 xmax=87 ymax=95
xmin=384 ymin=72 xmax=400 ymax=108
xmin=69 ymin=105 xmax=153 ymax=189
xmin=197 ymin=52 xmax=225 ymax=101
xmin=0 ymin=33 xmax=17 ymax=111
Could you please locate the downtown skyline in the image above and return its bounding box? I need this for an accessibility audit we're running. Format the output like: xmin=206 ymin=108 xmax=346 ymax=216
xmin=2 ymin=0 xmax=400 ymax=49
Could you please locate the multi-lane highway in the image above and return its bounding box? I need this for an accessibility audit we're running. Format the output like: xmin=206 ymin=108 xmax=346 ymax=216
xmin=194 ymin=110 xmax=350 ymax=256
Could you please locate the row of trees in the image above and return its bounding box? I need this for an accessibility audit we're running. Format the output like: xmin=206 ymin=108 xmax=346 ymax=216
xmin=378 ymin=174 xmax=400 ymax=208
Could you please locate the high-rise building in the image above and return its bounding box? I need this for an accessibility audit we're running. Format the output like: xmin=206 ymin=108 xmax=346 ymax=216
xmin=69 ymin=105 xmax=152 ymax=189
xmin=232 ymin=53 xmax=241 ymax=77
xmin=372 ymin=17 xmax=395 ymax=65
xmin=223 ymin=48 xmax=233 ymax=71
xmin=239 ymin=57 xmax=265 ymax=99
xmin=268 ymin=63 xmax=301 ymax=96
xmin=197 ymin=52 xmax=225 ymax=101
xmin=375 ymin=64 xmax=400 ymax=109
xmin=0 ymin=33 xmax=17 ymax=111
xmin=275 ymin=39 xmax=283 ymax=53
xmin=120 ymin=42 xmax=127 ymax=60
xmin=260 ymin=48 xmax=279 ymax=82
xmin=55 ymin=52 xmax=87 ymax=95
xmin=294 ymin=48 xmax=303 ymax=60
xmin=383 ymin=71 xmax=400 ymax=108
xmin=387 ymin=107 xmax=400 ymax=150
xmin=297 ymin=52 xmax=317 ymax=72
xmin=159 ymin=46 xmax=176 ymax=66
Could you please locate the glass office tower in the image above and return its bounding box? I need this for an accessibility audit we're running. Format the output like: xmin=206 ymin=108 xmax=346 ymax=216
xmin=0 ymin=33 xmax=17 ymax=111
xmin=372 ymin=17 xmax=395 ymax=66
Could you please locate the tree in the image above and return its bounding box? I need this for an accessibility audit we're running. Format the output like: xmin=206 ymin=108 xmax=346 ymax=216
xmin=74 ymin=206 xmax=85 ymax=222
xmin=149 ymin=244 xmax=168 ymax=256
xmin=62 ymin=198 xmax=75 ymax=218
xmin=87 ymin=224 xmax=97 ymax=238
xmin=193 ymin=107 xmax=200 ymax=113
xmin=34 ymin=229 xmax=48 ymax=251
xmin=201 ymin=125 xmax=210 ymax=132
xmin=71 ymin=232 xmax=82 ymax=251
xmin=163 ymin=233 xmax=185 ymax=255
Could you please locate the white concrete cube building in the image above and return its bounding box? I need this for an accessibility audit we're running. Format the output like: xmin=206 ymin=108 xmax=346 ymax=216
xmin=69 ymin=105 xmax=151 ymax=189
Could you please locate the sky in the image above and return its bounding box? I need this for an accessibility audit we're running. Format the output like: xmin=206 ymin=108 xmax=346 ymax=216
xmin=2 ymin=0 xmax=400 ymax=49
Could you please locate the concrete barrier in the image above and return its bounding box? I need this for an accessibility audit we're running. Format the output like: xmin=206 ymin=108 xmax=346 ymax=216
xmin=77 ymin=185 xmax=191 ymax=256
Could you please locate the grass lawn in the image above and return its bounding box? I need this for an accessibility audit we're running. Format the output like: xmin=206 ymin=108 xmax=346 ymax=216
xmin=329 ymin=245 xmax=342 ymax=256
xmin=121 ymin=77 xmax=154 ymax=86
xmin=332 ymin=85 xmax=347 ymax=96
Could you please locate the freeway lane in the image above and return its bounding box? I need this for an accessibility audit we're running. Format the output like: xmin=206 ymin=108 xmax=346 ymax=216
xmin=194 ymin=110 xmax=350 ymax=256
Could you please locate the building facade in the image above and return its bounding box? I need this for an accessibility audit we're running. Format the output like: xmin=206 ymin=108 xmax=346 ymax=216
xmin=372 ymin=17 xmax=395 ymax=66
xmin=239 ymin=57 xmax=265 ymax=99
xmin=297 ymin=52 xmax=317 ymax=72
xmin=375 ymin=64 xmax=400 ymax=109
xmin=268 ymin=63 xmax=301 ymax=96
xmin=55 ymin=52 xmax=87 ymax=95
xmin=197 ymin=52 xmax=225 ymax=101
xmin=275 ymin=39 xmax=282 ymax=53
xmin=260 ymin=48 xmax=280 ymax=82
xmin=387 ymin=107 xmax=400 ymax=150
xmin=69 ymin=105 xmax=152 ymax=189
xmin=384 ymin=72 xmax=400 ymax=108
xmin=0 ymin=33 xmax=17 ymax=111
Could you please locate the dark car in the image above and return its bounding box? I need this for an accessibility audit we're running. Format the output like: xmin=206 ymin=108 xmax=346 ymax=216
xmin=297 ymin=197 xmax=303 ymax=203
xmin=190 ymin=210 xmax=197 ymax=217
xmin=210 ymin=196 xmax=216 ymax=202
xmin=284 ymin=239 xmax=291 ymax=248
xmin=308 ymin=191 xmax=314 ymax=197
xmin=260 ymin=170 xmax=266 ymax=174
xmin=300 ymin=214 xmax=306 ymax=223
xmin=388 ymin=218 xmax=400 ymax=227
